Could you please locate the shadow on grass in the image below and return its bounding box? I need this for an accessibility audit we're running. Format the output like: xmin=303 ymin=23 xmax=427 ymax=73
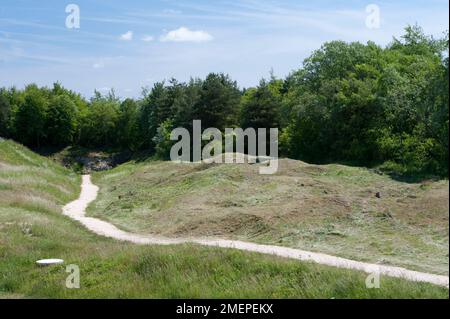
xmin=34 ymin=145 xmax=135 ymax=173
xmin=379 ymin=170 xmax=445 ymax=184
xmin=32 ymin=143 xmax=448 ymax=184
xmin=297 ymin=156 xmax=447 ymax=184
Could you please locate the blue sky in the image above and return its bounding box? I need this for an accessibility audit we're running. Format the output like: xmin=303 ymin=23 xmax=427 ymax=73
xmin=0 ymin=0 xmax=448 ymax=98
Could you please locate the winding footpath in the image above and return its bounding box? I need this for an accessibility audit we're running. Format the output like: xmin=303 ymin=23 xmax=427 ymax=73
xmin=63 ymin=175 xmax=449 ymax=288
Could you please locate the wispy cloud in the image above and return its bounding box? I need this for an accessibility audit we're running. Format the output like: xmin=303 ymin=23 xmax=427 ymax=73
xmin=160 ymin=27 xmax=213 ymax=42
xmin=1 ymin=0 xmax=447 ymax=98
xmin=92 ymin=61 xmax=105 ymax=69
xmin=91 ymin=56 xmax=126 ymax=69
xmin=142 ymin=35 xmax=154 ymax=42
xmin=0 ymin=44 xmax=79 ymax=65
xmin=97 ymin=87 xmax=111 ymax=93
xmin=162 ymin=9 xmax=182 ymax=15
xmin=119 ymin=31 xmax=133 ymax=41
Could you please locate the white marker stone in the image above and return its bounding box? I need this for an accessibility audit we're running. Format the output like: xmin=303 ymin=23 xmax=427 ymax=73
xmin=36 ymin=259 xmax=64 ymax=266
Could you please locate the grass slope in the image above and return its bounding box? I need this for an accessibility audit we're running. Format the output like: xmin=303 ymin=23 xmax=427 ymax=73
xmin=0 ymin=140 xmax=448 ymax=298
xmin=89 ymin=159 xmax=449 ymax=275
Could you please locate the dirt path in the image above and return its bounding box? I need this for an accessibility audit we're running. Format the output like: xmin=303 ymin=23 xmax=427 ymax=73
xmin=63 ymin=175 xmax=449 ymax=288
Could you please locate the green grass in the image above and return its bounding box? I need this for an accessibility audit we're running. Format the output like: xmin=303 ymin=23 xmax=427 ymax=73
xmin=0 ymin=140 xmax=448 ymax=298
xmin=89 ymin=159 xmax=449 ymax=275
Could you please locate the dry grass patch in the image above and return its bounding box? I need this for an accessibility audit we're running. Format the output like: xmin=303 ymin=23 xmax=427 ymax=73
xmin=1 ymin=140 xmax=448 ymax=299
xmin=89 ymin=158 xmax=449 ymax=275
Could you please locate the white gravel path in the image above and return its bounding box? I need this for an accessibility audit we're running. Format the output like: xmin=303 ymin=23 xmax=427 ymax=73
xmin=63 ymin=175 xmax=449 ymax=288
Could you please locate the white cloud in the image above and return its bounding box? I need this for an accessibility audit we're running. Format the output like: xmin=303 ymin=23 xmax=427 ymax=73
xmin=142 ymin=35 xmax=154 ymax=42
xmin=97 ymin=87 xmax=111 ymax=93
xmin=92 ymin=61 xmax=105 ymax=69
xmin=160 ymin=27 xmax=213 ymax=43
xmin=119 ymin=31 xmax=133 ymax=41
xmin=162 ymin=9 xmax=182 ymax=15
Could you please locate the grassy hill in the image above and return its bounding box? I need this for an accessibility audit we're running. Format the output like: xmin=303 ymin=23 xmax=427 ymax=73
xmin=88 ymin=159 xmax=449 ymax=275
xmin=0 ymin=140 xmax=448 ymax=298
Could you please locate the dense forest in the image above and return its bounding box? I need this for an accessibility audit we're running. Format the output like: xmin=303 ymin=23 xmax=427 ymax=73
xmin=0 ymin=26 xmax=448 ymax=176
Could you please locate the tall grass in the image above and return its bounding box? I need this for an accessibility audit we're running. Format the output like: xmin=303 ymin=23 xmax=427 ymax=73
xmin=0 ymin=140 xmax=448 ymax=298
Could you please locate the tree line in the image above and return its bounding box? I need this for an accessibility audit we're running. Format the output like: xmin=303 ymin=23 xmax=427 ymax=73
xmin=0 ymin=25 xmax=448 ymax=176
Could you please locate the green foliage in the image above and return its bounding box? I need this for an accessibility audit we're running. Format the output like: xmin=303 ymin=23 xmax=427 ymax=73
xmin=281 ymin=25 xmax=448 ymax=176
xmin=79 ymin=91 xmax=119 ymax=147
xmin=0 ymin=89 xmax=12 ymax=137
xmin=138 ymin=74 xmax=239 ymax=155
xmin=14 ymin=85 xmax=48 ymax=147
xmin=241 ymin=79 xmax=281 ymax=129
xmin=139 ymin=81 xmax=172 ymax=149
xmin=117 ymin=98 xmax=140 ymax=150
xmin=139 ymin=79 xmax=199 ymax=150
xmin=46 ymin=95 xmax=78 ymax=146
xmin=193 ymin=73 xmax=241 ymax=131
xmin=152 ymin=119 xmax=174 ymax=160
xmin=0 ymin=26 xmax=447 ymax=176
